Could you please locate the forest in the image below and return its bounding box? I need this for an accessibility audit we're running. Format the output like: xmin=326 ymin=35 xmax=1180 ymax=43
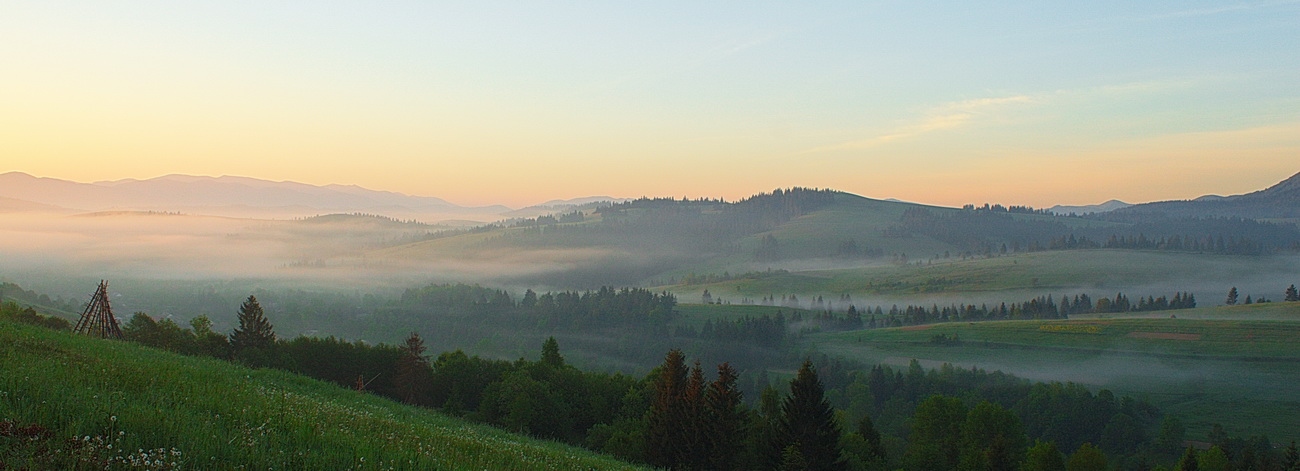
xmin=6 ymin=282 xmax=1298 ymax=470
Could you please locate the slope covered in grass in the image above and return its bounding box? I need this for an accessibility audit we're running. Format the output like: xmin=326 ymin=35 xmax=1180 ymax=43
xmin=0 ymin=321 xmax=646 ymax=470
xmin=807 ymin=312 xmax=1300 ymax=442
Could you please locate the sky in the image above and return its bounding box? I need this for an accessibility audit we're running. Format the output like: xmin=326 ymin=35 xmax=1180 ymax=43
xmin=2 ymin=1 xmax=1299 ymax=208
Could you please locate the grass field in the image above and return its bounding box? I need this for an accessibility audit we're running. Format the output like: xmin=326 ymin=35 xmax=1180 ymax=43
xmin=0 ymin=321 xmax=646 ymax=470
xmin=806 ymin=310 xmax=1300 ymax=443
xmin=664 ymin=250 xmax=1300 ymax=307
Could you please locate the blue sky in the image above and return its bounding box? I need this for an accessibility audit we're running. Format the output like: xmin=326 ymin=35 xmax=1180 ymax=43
xmin=2 ymin=1 xmax=1298 ymax=207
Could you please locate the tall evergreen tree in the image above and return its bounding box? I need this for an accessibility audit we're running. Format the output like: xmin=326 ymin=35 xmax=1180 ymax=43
xmin=646 ymin=349 xmax=689 ymax=469
xmin=1286 ymin=284 xmax=1299 ymax=302
xmin=774 ymin=359 xmax=847 ymax=471
xmin=540 ymin=336 xmax=564 ymax=367
xmin=705 ymin=362 xmax=745 ymax=471
xmin=394 ymin=332 xmax=432 ymax=405
xmin=1225 ymin=287 xmax=1239 ymax=305
xmin=680 ymin=361 xmax=708 ymax=470
xmin=855 ymin=415 xmax=886 ymax=463
xmin=229 ymin=295 xmax=275 ymax=351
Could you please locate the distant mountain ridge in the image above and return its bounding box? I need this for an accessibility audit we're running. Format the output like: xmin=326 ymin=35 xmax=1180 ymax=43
xmin=1048 ymin=200 xmax=1132 ymax=215
xmin=0 ymin=172 xmax=516 ymax=222
xmin=1116 ymin=172 xmax=1300 ymax=219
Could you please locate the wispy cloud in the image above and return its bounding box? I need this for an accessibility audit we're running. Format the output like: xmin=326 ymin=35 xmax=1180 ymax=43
xmin=601 ymin=29 xmax=792 ymax=91
xmin=1144 ymin=0 xmax=1300 ymax=20
xmin=798 ymin=95 xmax=1035 ymax=154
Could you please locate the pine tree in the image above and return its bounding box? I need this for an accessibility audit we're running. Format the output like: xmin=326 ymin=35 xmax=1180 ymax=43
xmin=780 ymin=445 xmax=810 ymax=471
xmin=646 ymin=349 xmax=689 ymax=469
xmin=394 ymin=332 xmax=432 ymax=405
xmin=856 ymin=415 xmax=885 ymax=462
xmin=1226 ymin=287 xmax=1239 ymax=305
xmin=679 ymin=361 xmax=708 ymax=469
xmin=775 ymin=359 xmax=847 ymax=471
xmin=1286 ymin=285 xmax=1299 ymax=302
xmin=540 ymin=336 xmax=564 ymax=367
xmin=229 ymin=295 xmax=275 ymax=351
xmin=705 ymin=362 xmax=745 ymax=471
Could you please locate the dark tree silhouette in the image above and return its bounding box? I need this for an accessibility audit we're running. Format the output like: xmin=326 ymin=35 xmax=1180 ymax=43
xmin=229 ymin=295 xmax=275 ymax=351
xmin=774 ymin=359 xmax=847 ymax=471
xmin=646 ymin=349 xmax=689 ymax=469
xmin=540 ymin=336 xmax=564 ymax=367
xmin=1226 ymin=287 xmax=1239 ymax=305
xmin=1285 ymin=284 xmax=1299 ymax=302
xmin=394 ymin=332 xmax=432 ymax=405
xmin=705 ymin=362 xmax=744 ymax=470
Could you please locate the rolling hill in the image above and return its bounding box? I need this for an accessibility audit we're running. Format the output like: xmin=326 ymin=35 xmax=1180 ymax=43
xmin=805 ymin=302 xmax=1300 ymax=442
xmin=1116 ymin=171 xmax=1300 ymax=219
xmin=0 ymin=320 xmax=647 ymax=470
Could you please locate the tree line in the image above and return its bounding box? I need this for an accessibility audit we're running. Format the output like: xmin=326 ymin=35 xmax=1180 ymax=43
xmin=7 ymin=289 xmax=1299 ymax=470
xmin=889 ymin=207 xmax=1300 ymax=256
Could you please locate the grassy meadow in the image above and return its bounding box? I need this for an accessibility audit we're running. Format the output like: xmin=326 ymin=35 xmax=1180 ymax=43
xmin=0 ymin=321 xmax=646 ymax=470
xmin=804 ymin=305 xmax=1300 ymax=443
xmin=664 ymin=250 xmax=1299 ymax=305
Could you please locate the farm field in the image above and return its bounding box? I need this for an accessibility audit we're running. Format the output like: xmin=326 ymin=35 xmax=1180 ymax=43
xmin=806 ymin=311 xmax=1300 ymax=443
xmin=0 ymin=321 xmax=646 ymax=470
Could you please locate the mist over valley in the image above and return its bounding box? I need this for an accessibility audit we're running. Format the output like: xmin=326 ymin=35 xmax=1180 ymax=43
xmin=4 ymin=173 xmax=1300 ymax=469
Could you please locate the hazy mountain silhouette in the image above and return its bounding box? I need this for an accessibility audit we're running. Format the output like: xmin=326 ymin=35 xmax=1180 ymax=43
xmin=1116 ymin=172 xmax=1300 ymax=219
xmin=1047 ymin=200 xmax=1131 ymax=215
xmin=0 ymin=172 xmax=513 ymax=222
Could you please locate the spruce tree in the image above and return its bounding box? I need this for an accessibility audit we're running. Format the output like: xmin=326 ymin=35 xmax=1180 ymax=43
xmin=705 ymin=362 xmax=745 ymax=471
xmin=540 ymin=336 xmax=564 ymax=367
xmin=646 ymin=349 xmax=689 ymax=469
xmin=1286 ymin=284 xmax=1299 ymax=302
xmin=229 ymin=295 xmax=275 ymax=351
xmin=677 ymin=360 xmax=709 ymax=470
xmin=855 ymin=415 xmax=885 ymax=462
xmin=394 ymin=332 xmax=432 ymax=405
xmin=1226 ymin=287 xmax=1239 ymax=305
xmin=775 ymin=359 xmax=847 ymax=471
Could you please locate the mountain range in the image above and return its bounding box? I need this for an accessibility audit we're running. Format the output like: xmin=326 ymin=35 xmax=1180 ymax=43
xmin=1116 ymin=171 xmax=1300 ymax=220
xmin=1046 ymin=200 xmax=1132 ymax=215
xmin=0 ymin=172 xmax=619 ymax=223
xmin=2 ymin=170 xmax=1298 ymax=223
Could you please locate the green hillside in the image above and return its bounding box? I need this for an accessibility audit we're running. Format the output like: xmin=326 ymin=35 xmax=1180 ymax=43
xmin=805 ymin=308 xmax=1300 ymax=443
xmin=354 ymin=188 xmax=1300 ymax=294
xmin=0 ymin=321 xmax=646 ymax=470
xmin=665 ymin=250 xmax=1300 ymax=303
